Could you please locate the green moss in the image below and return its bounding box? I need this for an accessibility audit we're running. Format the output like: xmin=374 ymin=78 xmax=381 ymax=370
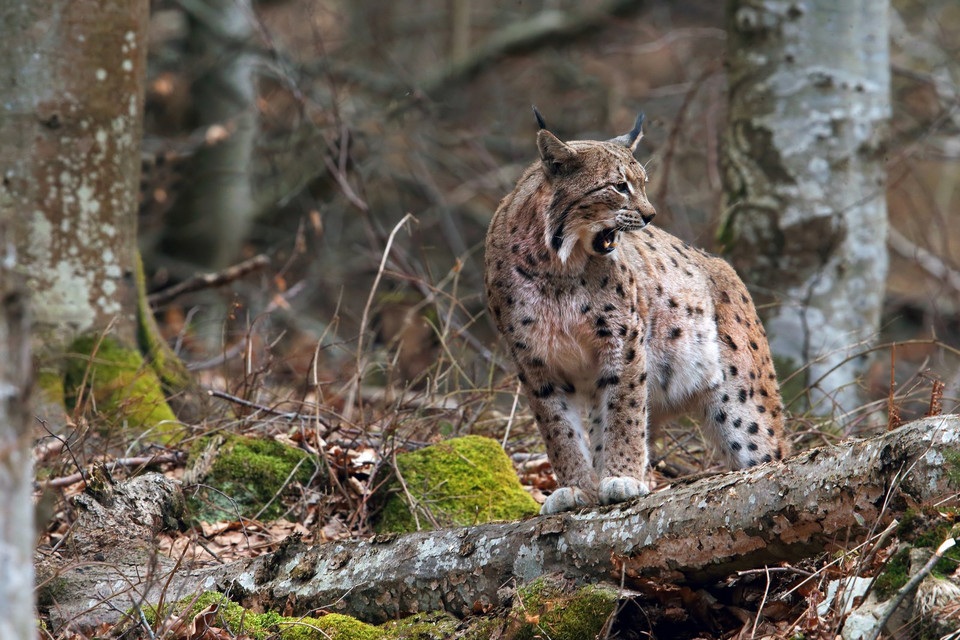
xmin=135 ymin=253 xmax=194 ymax=392
xmin=874 ymin=547 xmax=911 ymax=600
xmin=459 ymin=617 xmax=503 ymax=640
xmin=63 ymin=334 xmax=179 ymax=440
xmin=280 ymin=614 xmax=382 ymax=640
xmin=187 ymin=434 xmax=319 ymax=521
xmin=142 ymin=592 xmax=472 ymax=640
xmin=375 ymin=435 xmax=540 ymax=533
xmin=512 ymin=578 xmax=618 ymax=640
xmin=896 ymin=509 xmax=920 ymax=538
xmin=35 ymin=576 xmax=69 ymax=610
xmin=889 ymin=508 xmax=960 ymax=584
xmin=143 ymin=592 xmax=383 ymax=640
xmin=379 ymin=611 xmax=459 ymax=639
xmin=944 ymin=449 xmax=960 ymax=489
xmin=35 ymin=368 xmax=65 ymax=408
xmin=143 ymin=591 xmax=495 ymax=640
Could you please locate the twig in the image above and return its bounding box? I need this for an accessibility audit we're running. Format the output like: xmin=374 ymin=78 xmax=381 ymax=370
xmin=413 ymin=0 xmax=648 ymax=99
xmin=736 ymin=566 xmax=814 ymax=578
xmin=888 ymin=344 xmax=901 ymax=431
xmin=652 ymin=66 xmax=718 ymax=220
xmin=501 ymin=380 xmax=523 ymax=448
xmin=207 ymin=388 xmax=331 ymax=428
xmin=750 ymin=565 xmax=772 ymax=638
xmin=207 ymin=388 xmax=433 ymax=450
xmin=148 ymin=254 xmax=270 ymax=307
xmin=40 ymin=453 xmax=186 ymax=488
xmin=888 ymin=226 xmax=960 ymax=295
xmin=868 ymin=537 xmax=958 ymax=640
xmin=185 ymin=280 xmax=307 ymax=371
xmin=35 ymin=418 xmax=86 ymax=489
xmin=356 ymin=214 xmax=415 ymax=365
xmin=349 ymin=214 xmax=415 ymax=424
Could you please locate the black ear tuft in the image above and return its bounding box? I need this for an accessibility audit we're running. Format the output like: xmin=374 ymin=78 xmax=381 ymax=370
xmin=609 ymin=111 xmax=645 ymax=152
xmin=532 ymin=105 xmax=547 ymax=131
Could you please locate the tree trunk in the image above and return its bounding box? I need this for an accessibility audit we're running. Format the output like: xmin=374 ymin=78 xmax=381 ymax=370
xmin=0 ymin=0 xmax=191 ymax=434
xmin=0 ymin=0 xmax=149 ymax=349
xmin=39 ymin=416 xmax=960 ymax=631
xmin=0 ymin=226 xmax=36 ymax=639
xmin=720 ymin=0 xmax=891 ymax=414
xmin=160 ymin=0 xmax=257 ymax=275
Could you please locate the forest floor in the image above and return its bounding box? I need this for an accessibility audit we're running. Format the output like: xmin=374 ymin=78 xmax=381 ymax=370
xmin=32 ymin=253 xmax=960 ymax=638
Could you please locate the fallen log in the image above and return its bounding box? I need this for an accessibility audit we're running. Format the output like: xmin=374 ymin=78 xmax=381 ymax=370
xmin=40 ymin=416 xmax=960 ymax=631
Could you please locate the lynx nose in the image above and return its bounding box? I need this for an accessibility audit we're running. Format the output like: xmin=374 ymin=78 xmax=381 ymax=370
xmin=638 ymin=202 xmax=656 ymax=225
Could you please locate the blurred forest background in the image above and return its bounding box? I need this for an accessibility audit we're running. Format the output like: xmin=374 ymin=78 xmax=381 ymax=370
xmin=3 ymin=0 xmax=960 ymax=636
xmin=137 ymin=0 xmax=960 ymax=429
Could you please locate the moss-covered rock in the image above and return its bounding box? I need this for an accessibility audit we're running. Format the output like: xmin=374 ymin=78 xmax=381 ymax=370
xmin=375 ymin=435 xmax=540 ymax=533
xmin=509 ymin=576 xmax=619 ymax=640
xmin=63 ymin=334 xmax=179 ymax=440
xmin=874 ymin=546 xmax=911 ymax=600
xmin=186 ymin=434 xmax=320 ymax=522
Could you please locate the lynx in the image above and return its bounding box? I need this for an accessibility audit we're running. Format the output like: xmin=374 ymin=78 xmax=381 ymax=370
xmin=484 ymin=110 xmax=788 ymax=514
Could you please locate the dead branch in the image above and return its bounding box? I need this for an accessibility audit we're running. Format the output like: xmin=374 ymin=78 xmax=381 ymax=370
xmin=888 ymin=226 xmax=960 ymax=295
xmin=416 ymin=0 xmax=648 ymax=98
xmin=148 ymin=254 xmax=271 ymax=307
xmin=38 ymin=416 xmax=960 ymax=632
xmin=40 ymin=452 xmax=186 ymax=488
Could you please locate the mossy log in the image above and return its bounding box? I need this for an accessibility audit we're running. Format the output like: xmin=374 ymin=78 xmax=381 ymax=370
xmin=39 ymin=416 xmax=960 ymax=632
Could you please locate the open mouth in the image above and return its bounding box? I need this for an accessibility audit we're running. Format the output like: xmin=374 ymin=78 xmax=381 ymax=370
xmin=593 ymin=228 xmax=619 ymax=254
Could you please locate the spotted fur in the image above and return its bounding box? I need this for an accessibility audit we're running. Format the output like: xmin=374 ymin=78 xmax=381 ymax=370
xmin=484 ymin=116 xmax=788 ymax=514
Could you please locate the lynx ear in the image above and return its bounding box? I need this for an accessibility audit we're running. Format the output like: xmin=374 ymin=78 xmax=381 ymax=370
xmin=609 ymin=112 xmax=645 ymax=152
xmin=537 ymin=129 xmax=580 ymax=176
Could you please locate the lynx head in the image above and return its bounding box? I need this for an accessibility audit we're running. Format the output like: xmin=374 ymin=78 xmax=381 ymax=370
xmin=532 ymin=108 xmax=656 ymax=264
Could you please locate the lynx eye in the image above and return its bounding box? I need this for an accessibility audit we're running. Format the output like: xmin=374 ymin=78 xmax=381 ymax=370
xmin=612 ymin=181 xmax=630 ymax=195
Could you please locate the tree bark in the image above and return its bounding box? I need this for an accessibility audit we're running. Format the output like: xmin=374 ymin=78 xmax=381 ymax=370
xmin=0 ymin=0 xmax=150 ymax=349
xmin=39 ymin=416 xmax=960 ymax=631
xmin=0 ymin=226 xmax=36 ymax=639
xmin=0 ymin=0 xmax=194 ymax=432
xmin=720 ymin=0 xmax=891 ymax=414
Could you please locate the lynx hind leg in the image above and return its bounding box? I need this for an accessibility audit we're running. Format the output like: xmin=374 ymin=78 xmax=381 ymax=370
xmin=706 ymin=271 xmax=789 ymax=468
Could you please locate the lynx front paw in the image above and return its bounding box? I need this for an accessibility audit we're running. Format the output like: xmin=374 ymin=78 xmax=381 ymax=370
xmin=598 ymin=476 xmax=650 ymax=506
xmin=540 ymin=487 xmax=590 ymax=515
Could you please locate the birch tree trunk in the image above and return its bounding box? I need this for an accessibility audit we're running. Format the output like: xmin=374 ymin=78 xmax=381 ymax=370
xmin=720 ymin=0 xmax=891 ymax=415
xmin=0 ymin=227 xmax=35 ymax=639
